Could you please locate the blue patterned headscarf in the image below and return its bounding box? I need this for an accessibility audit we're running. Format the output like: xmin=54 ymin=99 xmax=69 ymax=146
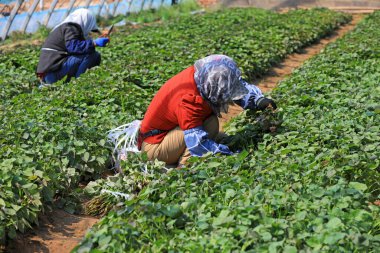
xmin=194 ymin=55 xmax=248 ymax=117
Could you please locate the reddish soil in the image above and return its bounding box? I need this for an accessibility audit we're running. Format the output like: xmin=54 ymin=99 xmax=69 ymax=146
xmin=6 ymin=209 xmax=98 ymax=253
xmin=218 ymin=14 xmax=364 ymax=130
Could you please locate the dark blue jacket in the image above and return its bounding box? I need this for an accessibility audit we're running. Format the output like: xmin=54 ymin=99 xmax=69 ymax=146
xmin=37 ymin=22 xmax=95 ymax=74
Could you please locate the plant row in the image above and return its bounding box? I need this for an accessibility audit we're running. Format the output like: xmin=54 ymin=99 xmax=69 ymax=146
xmin=74 ymin=11 xmax=380 ymax=252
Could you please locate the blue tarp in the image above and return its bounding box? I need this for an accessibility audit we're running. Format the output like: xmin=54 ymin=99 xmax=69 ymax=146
xmin=0 ymin=0 xmax=16 ymax=4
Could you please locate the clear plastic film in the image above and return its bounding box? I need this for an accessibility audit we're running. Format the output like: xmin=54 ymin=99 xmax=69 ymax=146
xmin=107 ymin=119 xmax=141 ymax=169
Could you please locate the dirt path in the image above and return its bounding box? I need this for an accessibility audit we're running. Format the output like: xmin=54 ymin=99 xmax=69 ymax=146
xmin=6 ymin=209 xmax=98 ymax=253
xmin=0 ymin=39 xmax=43 ymax=53
xmin=219 ymin=14 xmax=364 ymax=130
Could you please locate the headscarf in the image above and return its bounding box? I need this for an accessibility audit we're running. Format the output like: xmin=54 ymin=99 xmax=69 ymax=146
xmin=53 ymin=8 xmax=98 ymax=39
xmin=194 ymin=55 xmax=248 ymax=117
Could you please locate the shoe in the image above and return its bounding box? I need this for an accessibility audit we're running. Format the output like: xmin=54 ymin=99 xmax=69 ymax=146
xmin=38 ymin=81 xmax=51 ymax=89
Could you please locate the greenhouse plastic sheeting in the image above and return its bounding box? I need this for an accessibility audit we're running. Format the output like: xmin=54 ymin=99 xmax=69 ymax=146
xmin=0 ymin=0 xmax=170 ymax=35
xmin=1 ymin=0 xmax=16 ymax=4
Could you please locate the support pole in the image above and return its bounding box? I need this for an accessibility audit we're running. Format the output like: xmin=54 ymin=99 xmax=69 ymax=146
xmin=147 ymin=0 xmax=154 ymax=9
xmin=62 ymin=0 xmax=77 ymax=20
xmin=1 ymin=0 xmax=23 ymax=40
xmin=139 ymin=0 xmax=146 ymax=11
xmin=97 ymin=0 xmax=106 ymax=17
xmin=21 ymin=0 xmax=40 ymax=33
xmin=126 ymin=0 xmax=134 ymax=14
xmin=104 ymin=2 xmax=111 ymax=18
xmin=43 ymin=0 xmax=59 ymax=26
xmin=85 ymin=0 xmax=92 ymax=8
xmin=112 ymin=0 xmax=121 ymax=16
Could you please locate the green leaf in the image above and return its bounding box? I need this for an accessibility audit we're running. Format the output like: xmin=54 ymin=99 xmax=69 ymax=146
xmin=83 ymin=152 xmax=90 ymax=163
xmin=7 ymin=227 xmax=17 ymax=239
xmin=312 ymin=188 xmax=325 ymax=198
xmin=295 ymin=211 xmax=307 ymax=220
xmin=34 ymin=170 xmax=44 ymax=178
xmin=22 ymin=132 xmax=29 ymax=139
xmin=348 ymin=182 xmax=368 ymax=192
xmin=98 ymin=235 xmax=112 ymax=247
xmin=207 ymin=161 xmax=221 ymax=168
xmin=324 ymin=232 xmax=345 ymax=245
xmin=212 ymin=210 xmax=234 ymax=227
xmin=261 ymin=232 xmax=272 ymax=242
xmin=283 ymin=245 xmax=297 ymax=253
xmin=326 ymin=217 xmax=343 ymax=229
xmin=96 ymin=157 xmax=106 ymax=165
xmin=306 ymin=236 xmax=322 ymax=249
xmin=74 ymin=140 xmax=85 ymax=146
xmin=225 ymin=189 xmax=236 ymax=200
xmin=99 ymin=139 xmax=106 ymax=146
xmin=162 ymin=205 xmax=182 ymax=218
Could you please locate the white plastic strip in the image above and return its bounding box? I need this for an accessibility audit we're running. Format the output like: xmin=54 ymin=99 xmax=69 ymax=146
xmin=100 ymin=189 xmax=133 ymax=200
xmin=107 ymin=120 xmax=141 ymax=168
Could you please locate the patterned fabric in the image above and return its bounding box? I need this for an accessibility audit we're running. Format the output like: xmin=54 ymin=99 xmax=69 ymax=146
xmin=194 ymin=55 xmax=248 ymax=117
xmin=184 ymin=79 xmax=265 ymax=157
xmin=53 ymin=9 xmax=98 ymax=39
xmin=184 ymin=126 xmax=233 ymax=156
xmin=234 ymin=79 xmax=264 ymax=110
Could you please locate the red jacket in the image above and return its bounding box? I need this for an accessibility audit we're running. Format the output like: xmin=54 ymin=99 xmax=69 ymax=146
xmin=140 ymin=66 xmax=213 ymax=144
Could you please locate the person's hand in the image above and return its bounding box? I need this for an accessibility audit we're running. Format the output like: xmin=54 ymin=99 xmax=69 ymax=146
xmin=94 ymin=37 xmax=109 ymax=47
xmin=218 ymin=144 xmax=233 ymax=155
xmin=257 ymin=97 xmax=277 ymax=110
xmin=100 ymin=31 xmax=110 ymax=38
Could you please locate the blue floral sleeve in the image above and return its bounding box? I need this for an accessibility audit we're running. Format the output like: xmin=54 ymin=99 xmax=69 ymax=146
xmin=184 ymin=126 xmax=232 ymax=157
xmin=234 ymin=79 xmax=264 ymax=110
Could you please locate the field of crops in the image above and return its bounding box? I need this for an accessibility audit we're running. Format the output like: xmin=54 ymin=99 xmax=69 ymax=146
xmin=0 ymin=6 xmax=378 ymax=252
xmin=72 ymin=11 xmax=380 ymax=252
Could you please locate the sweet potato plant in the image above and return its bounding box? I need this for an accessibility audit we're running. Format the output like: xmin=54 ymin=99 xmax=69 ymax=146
xmin=0 ymin=7 xmax=352 ymax=246
xmin=74 ymin=11 xmax=380 ymax=252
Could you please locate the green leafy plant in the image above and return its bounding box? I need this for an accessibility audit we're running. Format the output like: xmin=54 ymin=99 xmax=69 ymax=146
xmin=0 ymin=7 xmax=355 ymax=249
xmin=73 ymin=11 xmax=380 ymax=252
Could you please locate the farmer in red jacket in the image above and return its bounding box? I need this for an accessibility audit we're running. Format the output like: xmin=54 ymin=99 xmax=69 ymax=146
xmin=139 ymin=55 xmax=276 ymax=166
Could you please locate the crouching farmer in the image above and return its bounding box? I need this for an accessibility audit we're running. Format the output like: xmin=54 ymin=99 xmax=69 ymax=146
xmin=139 ymin=54 xmax=277 ymax=167
xmin=36 ymin=8 xmax=109 ymax=85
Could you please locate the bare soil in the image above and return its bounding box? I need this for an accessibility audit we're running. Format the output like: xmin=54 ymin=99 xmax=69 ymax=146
xmin=6 ymin=209 xmax=98 ymax=253
xmin=218 ymin=14 xmax=364 ymax=130
xmin=0 ymin=39 xmax=43 ymax=53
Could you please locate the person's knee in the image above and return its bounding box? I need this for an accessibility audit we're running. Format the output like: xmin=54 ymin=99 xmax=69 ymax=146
xmin=87 ymin=51 xmax=101 ymax=67
xmin=66 ymin=56 xmax=83 ymax=74
xmin=93 ymin=51 xmax=101 ymax=66
xmin=68 ymin=55 xmax=84 ymax=67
